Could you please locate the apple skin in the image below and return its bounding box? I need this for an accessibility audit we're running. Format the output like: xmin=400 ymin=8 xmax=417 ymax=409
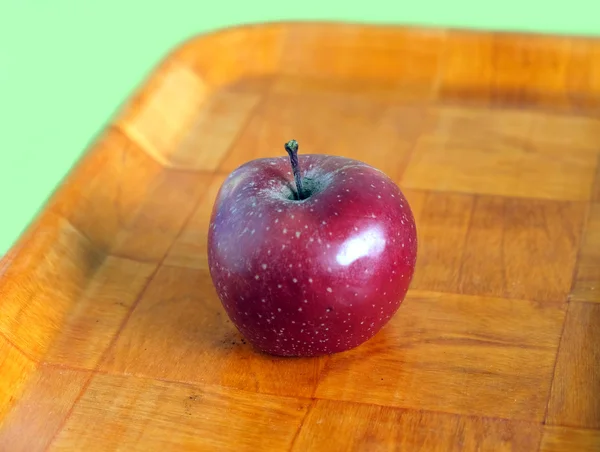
xmin=207 ymin=154 xmax=417 ymax=357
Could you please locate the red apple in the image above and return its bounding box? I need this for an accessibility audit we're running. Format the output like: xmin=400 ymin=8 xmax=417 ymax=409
xmin=207 ymin=140 xmax=417 ymax=357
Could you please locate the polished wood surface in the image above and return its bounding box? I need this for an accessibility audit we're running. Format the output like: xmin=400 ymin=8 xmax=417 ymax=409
xmin=1 ymin=22 xmax=599 ymax=451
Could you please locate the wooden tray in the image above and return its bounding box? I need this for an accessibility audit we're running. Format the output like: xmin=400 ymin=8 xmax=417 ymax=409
xmin=1 ymin=21 xmax=599 ymax=451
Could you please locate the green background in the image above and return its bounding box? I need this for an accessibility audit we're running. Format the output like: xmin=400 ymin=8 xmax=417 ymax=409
xmin=1 ymin=1 xmax=598 ymax=256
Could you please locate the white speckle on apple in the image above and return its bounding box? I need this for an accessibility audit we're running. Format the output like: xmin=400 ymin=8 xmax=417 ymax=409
xmin=293 ymin=278 xmax=298 ymax=283
xmin=308 ymin=278 xmax=313 ymax=283
xmin=296 ymin=231 xmax=301 ymax=238
xmin=303 ymin=299 xmax=308 ymax=303
xmin=298 ymin=308 xmax=303 ymax=312
xmin=255 ymin=275 xmax=260 ymax=280
xmin=283 ymin=228 xmax=287 ymax=234
xmin=327 ymin=287 xmax=333 ymax=293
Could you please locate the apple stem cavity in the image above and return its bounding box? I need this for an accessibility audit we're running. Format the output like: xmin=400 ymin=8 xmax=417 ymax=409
xmin=284 ymin=139 xmax=306 ymax=201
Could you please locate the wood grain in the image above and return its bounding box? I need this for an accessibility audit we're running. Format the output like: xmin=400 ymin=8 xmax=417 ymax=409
xmin=50 ymin=128 xmax=213 ymax=262
xmin=315 ymin=290 xmax=565 ymax=421
xmin=0 ymin=367 xmax=90 ymax=452
xmin=438 ymin=32 xmax=574 ymax=108
xmin=546 ymin=302 xmax=600 ymax=429
xmin=570 ymin=203 xmax=600 ymax=303
xmin=1 ymin=22 xmax=599 ymax=451
xmin=218 ymin=90 xmax=428 ymax=182
xmin=0 ymin=211 xmax=106 ymax=361
xmin=0 ymin=338 xmax=35 ymax=420
xmin=293 ymin=399 xmax=543 ymax=451
xmin=402 ymin=107 xmax=599 ymax=201
xmin=100 ymin=265 xmax=327 ymax=399
xmin=406 ymin=191 xmax=585 ymax=302
xmin=49 ymin=373 xmax=308 ymax=452
xmin=540 ymin=426 xmax=600 ymax=452
xmin=41 ymin=256 xmax=155 ymax=368
xmin=280 ymin=25 xmax=443 ymax=99
xmin=567 ymin=37 xmax=600 ymax=110
xmin=164 ymin=174 xmax=227 ymax=271
xmin=175 ymin=22 xmax=286 ymax=89
xmin=115 ymin=61 xmax=211 ymax=168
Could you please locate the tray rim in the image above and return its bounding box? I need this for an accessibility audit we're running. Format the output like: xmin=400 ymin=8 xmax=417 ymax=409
xmin=2 ymin=17 xmax=600 ymax=418
xmin=1 ymin=21 xmax=600 ymax=452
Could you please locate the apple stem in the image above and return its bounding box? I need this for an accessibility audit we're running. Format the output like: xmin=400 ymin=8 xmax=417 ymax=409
xmin=284 ymin=139 xmax=306 ymax=200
